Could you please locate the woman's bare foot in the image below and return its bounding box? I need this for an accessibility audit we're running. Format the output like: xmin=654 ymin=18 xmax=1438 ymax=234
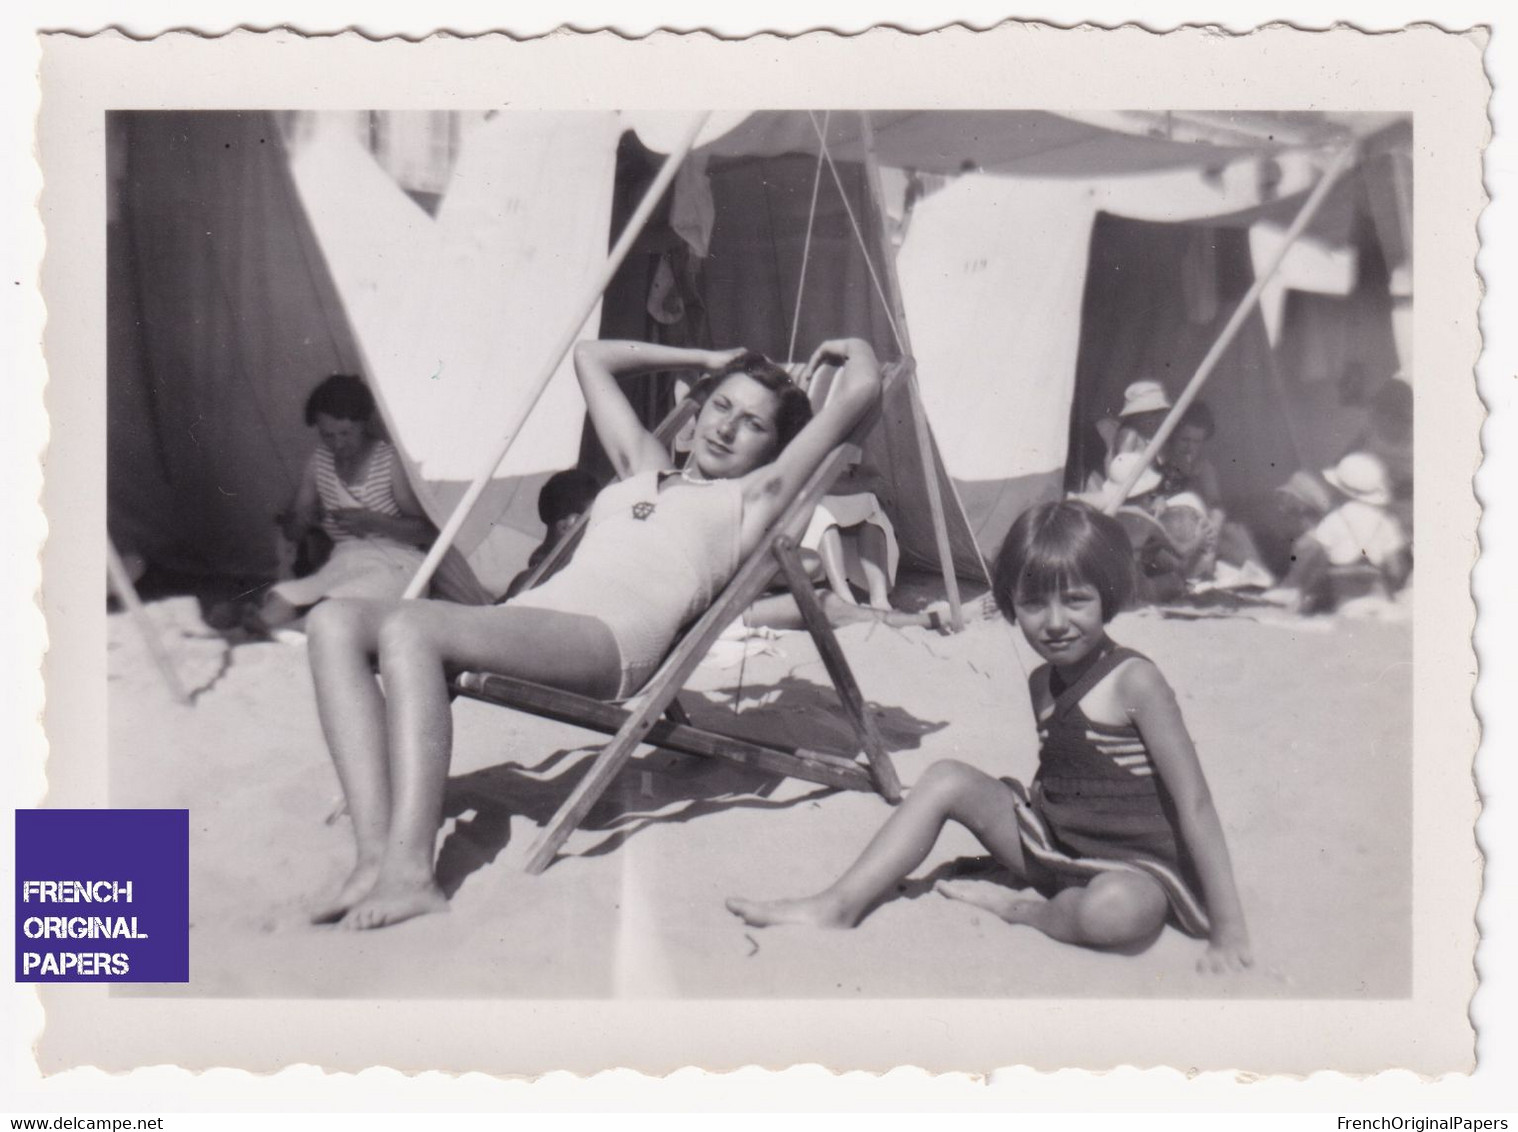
xmin=308 ymin=861 xmax=382 ymax=925
xmin=725 ymin=894 xmax=855 ymax=929
xmin=935 ymin=878 xmax=1047 ymax=924
xmin=339 ymin=875 xmax=449 ymax=930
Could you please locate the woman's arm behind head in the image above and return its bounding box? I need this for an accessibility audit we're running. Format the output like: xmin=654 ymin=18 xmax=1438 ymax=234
xmin=573 ymin=340 xmax=741 ymax=480
xmin=736 ymin=338 xmax=884 ymax=555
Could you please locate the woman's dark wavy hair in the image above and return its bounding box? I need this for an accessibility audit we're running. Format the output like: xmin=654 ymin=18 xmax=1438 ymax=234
xmin=304 ymin=373 xmax=376 ymax=426
xmin=689 ymin=351 xmax=814 ymax=455
xmin=992 ymin=500 xmax=1136 ymax=625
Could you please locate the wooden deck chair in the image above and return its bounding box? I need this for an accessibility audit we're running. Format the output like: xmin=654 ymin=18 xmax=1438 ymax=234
xmin=452 ymin=360 xmax=910 ymax=874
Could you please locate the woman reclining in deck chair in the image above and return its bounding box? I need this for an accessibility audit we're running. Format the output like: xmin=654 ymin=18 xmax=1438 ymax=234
xmin=305 ymin=337 xmax=885 ymax=929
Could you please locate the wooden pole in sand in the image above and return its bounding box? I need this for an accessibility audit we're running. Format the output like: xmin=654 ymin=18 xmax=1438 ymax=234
xmin=1102 ymin=142 xmax=1359 ymax=516
xmin=106 ymin=538 xmax=190 ymax=706
xmin=857 ymin=111 xmax=968 ymax=631
xmin=403 ymin=112 xmax=711 ymax=599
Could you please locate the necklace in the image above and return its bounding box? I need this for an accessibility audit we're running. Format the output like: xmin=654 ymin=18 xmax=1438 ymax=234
xmin=680 ymin=464 xmax=717 ymax=486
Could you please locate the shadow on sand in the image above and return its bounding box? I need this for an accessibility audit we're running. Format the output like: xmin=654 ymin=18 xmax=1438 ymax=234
xmin=433 ymin=675 xmax=949 ymax=891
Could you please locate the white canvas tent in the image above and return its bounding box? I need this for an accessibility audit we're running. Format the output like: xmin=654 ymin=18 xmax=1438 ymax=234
xmin=283 ymin=111 xmax=626 ymax=594
xmin=106 ymin=108 xmax=1410 ymax=598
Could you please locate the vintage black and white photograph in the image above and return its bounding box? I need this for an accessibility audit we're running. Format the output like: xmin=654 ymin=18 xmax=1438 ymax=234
xmin=31 ymin=25 xmax=1485 ymax=1076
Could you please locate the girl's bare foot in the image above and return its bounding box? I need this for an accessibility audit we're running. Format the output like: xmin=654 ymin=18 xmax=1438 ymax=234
xmin=308 ymin=861 xmax=382 ymax=925
xmin=934 ymin=878 xmax=1047 ymax=924
xmin=339 ymin=875 xmax=449 ymax=930
xmin=725 ymin=895 xmax=855 ymax=929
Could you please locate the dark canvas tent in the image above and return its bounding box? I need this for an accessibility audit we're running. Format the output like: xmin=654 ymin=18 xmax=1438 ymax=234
xmin=107 ymin=111 xmax=365 ymax=582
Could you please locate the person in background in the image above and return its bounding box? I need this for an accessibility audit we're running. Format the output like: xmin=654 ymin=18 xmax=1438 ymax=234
xmin=1345 ymin=377 xmax=1414 ymax=538
xmin=1155 ymin=399 xmax=1271 ymax=581
xmin=503 ymin=468 xmax=602 ymax=600
xmin=254 ymin=374 xmax=435 ymax=634
xmin=1264 ymin=452 xmax=1410 ymax=613
xmin=801 ymin=461 xmax=898 ymax=612
xmin=1157 ymin=401 xmax=1223 ymax=506
xmin=1087 ymin=380 xmax=1173 ymax=495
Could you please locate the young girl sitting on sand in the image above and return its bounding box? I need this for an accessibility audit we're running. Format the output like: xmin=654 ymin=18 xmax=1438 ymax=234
xmin=728 ymin=499 xmax=1252 ymax=972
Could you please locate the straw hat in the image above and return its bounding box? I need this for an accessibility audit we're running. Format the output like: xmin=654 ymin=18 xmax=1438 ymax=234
xmin=1118 ymin=380 xmax=1172 ymax=418
xmin=1105 ymin=451 xmax=1163 ymax=500
xmin=1323 ymin=452 xmax=1392 ymax=507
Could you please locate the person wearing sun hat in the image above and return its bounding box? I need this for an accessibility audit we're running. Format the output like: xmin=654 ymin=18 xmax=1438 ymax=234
xmin=1087 ymin=379 xmax=1175 ymax=494
xmin=1264 ymin=452 xmax=1410 ymax=612
xmin=1075 ymin=450 xmax=1201 ymax=603
xmin=1119 ymin=379 xmax=1173 ymax=419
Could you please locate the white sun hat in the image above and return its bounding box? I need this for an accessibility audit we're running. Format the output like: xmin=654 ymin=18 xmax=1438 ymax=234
xmin=1323 ymin=452 xmax=1393 ymax=507
xmin=1118 ymin=380 xmax=1173 ymax=418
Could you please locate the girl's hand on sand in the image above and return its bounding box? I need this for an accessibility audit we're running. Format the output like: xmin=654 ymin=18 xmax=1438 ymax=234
xmin=1198 ymin=929 xmax=1253 ymax=974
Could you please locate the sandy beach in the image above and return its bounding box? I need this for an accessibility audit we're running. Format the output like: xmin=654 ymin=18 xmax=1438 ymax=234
xmin=106 ymin=595 xmax=1411 ymax=1001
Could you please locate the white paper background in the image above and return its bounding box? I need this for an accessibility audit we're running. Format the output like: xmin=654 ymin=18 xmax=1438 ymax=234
xmin=2 ymin=0 xmax=1513 ymax=1117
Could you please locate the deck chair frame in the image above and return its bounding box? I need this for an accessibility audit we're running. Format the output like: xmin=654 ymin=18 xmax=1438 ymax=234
xmin=452 ymin=360 xmax=911 ymax=874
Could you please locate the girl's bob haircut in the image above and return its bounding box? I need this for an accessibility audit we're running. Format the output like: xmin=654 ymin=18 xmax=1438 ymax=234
xmin=992 ymin=499 xmax=1136 ymax=624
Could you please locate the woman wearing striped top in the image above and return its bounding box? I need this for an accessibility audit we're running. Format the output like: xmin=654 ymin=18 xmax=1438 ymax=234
xmin=256 ymin=375 xmax=435 ymax=632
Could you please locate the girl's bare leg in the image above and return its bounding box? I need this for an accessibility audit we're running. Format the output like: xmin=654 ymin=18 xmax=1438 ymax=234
xmin=936 ymin=870 xmax=1168 ymax=949
xmin=727 ymin=760 xmax=1027 ymax=928
xmin=856 ymin=523 xmax=892 ymax=610
xmin=305 ymin=598 xmax=400 ymax=923
xmin=338 ymin=601 xmax=621 ymax=930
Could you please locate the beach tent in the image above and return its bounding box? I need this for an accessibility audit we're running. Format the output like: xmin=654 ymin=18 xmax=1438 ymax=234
xmin=106 ymin=109 xmax=986 ymax=600
xmin=106 ymin=108 xmax=1409 ymax=595
xmin=877 ymin=113 xmax=1411 ymax=546
xmin=107 ymin=111 xmax=366 ymax=583
xmin=586 ymin=109 xmax=1410 ymax=564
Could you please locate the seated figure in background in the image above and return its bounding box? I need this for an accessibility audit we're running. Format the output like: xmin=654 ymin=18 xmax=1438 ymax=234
xmin=256 ymin=374 xmax=436 ymax=634
xmin=1264 ymin=452 xmax=1410 ymax=613
xmin=801 ymin=461 xmax=898 ymax=612
xmin=1155 ymin=398 xmax=1270 ymax=584
xmin=503 ymin=468 xmax=602 ymax=600
xmin=1086 ymin=379 xmax=1172 ymax=495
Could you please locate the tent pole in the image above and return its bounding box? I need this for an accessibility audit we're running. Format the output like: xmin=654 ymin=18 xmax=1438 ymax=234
xmin=857 ymin=112 xmax=967 ymax=631
xmin=1103 ymin=142 xmax=1360 ymax=515
xmin=106 ymin=538 xmax=190 ymax=706
xmin=403 ymin=112 xmax=711 ymax=599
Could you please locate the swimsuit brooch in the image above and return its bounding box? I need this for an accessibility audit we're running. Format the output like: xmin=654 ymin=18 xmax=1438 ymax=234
xmin=632 ymin=501 xmax=655 ymax=521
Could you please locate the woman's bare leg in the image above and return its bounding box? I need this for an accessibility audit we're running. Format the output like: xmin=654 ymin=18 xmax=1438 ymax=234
xmin=305 ymin=598 xmax=399 ymax=922
xmin=727 ymin=760 xmax=1027 ymax=928
xmin=337 ymin=601 xmax=622 ymax=930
